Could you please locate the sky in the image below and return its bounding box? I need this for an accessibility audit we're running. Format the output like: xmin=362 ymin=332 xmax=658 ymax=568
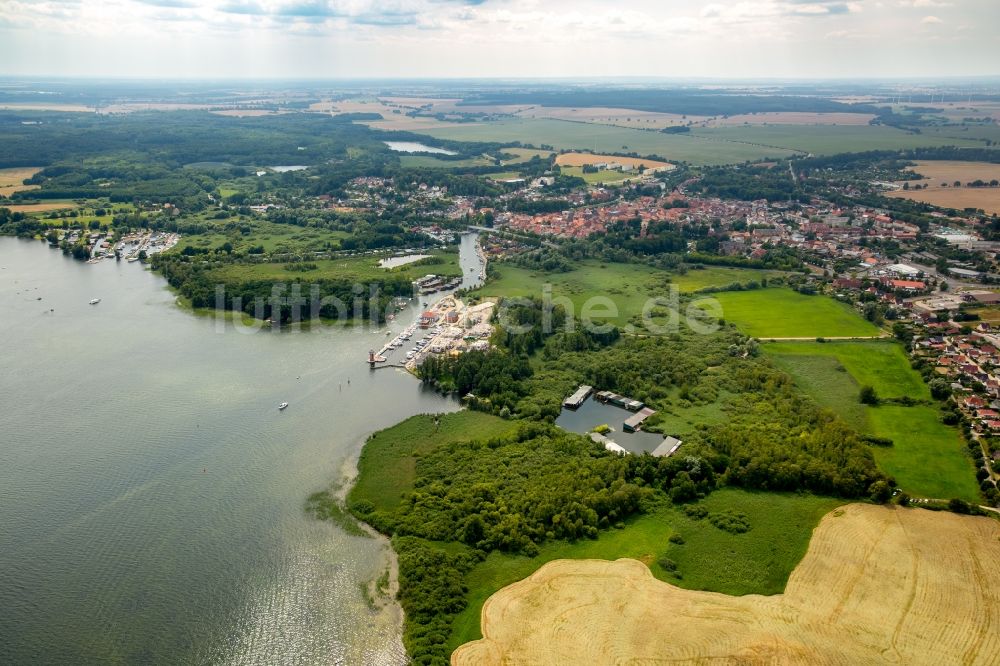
xmin=0 ymin=0 xmax=997 ymax=79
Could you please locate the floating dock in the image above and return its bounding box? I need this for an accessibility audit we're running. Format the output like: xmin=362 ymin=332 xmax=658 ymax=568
xmin=563 ymin=385 xmax=593 ymax=409
xmin=651 ymin=436 xmax=683 ymax=458
xmin=595 ymin=390 xmax=645 ymax=412
xmin=623 ymin=407 xmax=656 ymax=433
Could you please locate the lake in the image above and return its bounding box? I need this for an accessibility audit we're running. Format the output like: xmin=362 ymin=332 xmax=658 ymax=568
xmin=383 ymin=141 xmax=456 ymax=155
xmin=269 ymin=165 xmax=309 ymax=173
xmin=0 ymin=237 xmax=477 ymax=664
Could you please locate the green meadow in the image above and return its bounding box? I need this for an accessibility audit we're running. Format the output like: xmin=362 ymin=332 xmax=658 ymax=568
xmin=500 ymin=147 xmax=554 ymax=164
xmin=348 ymin=412 xmax=518 ymax=515
xmin=765 ymin=341 xmax=980 ymax=502
xmin=705 ymin=289 xmax=882 ymax=338
xmin=560 ymin=165 xmax=633 ymax=184
xmin=207 ymin=249 xmax=462 ymax=285
xmin=474 ymin=262 xmax=780 ymax=326
xmin=399 ymin=154 xmax=494 ymax=169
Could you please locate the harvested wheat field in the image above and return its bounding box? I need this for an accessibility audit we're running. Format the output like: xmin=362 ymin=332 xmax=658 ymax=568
xmin=555 ymin=152 xmax=674 ymax=171
xmin=902 ymin=160 xmax=1000 ymax=185
xmin=453 ymin=504 xmax=1000 ymax=666
xmin=1 ymin=201 xmax=78 ymax=213
xmin=886 ymin=187 xmax=1000 ymax=215
xmin=0 ymin=167 xmax=42 ymax=197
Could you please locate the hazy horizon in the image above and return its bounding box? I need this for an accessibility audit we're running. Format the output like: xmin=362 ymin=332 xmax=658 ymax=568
xmin=1 ymin=0 xmax=997 ymax=80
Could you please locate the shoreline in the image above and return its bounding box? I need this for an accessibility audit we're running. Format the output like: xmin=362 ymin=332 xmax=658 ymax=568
xmin=334 ymin=433 xmax=406 ymax=651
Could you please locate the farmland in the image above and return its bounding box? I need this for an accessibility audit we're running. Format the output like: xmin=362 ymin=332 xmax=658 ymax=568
xmin=703 ymin=288 xmax=882 ymax=338
xmin=691 ymin=123 xmax=986 ymax=154
xmin=886 ymin=185 xmax=1000 ymax=215
xmin=898 ymin=160 xmax=1000 ymax=186
xmin=886 ymin=160 xmax=1000 ymax=214
xmin=447 ymin=489 xmax=842 ymax=653
xmin=453 ymin=504 xmax=1000 ymax=666
xmin=409 ymin=117 xmax=988 ymax=166
xmin=2 ymin=201 xmax=79 ymax=214
xmin=554 ymin=152 xmax=674 ymax=170
xmin=415 ymin=118 xmax=801 ymax=165
xmin=0 ymin=167 xmax=42 ymax=197
xmin=517 ymin=105 xmax=705 ymax=130
xmin=765 ymin=341 xmax=980 ymax=502
xmin=696 ymin=111 xmax=877 ymax=127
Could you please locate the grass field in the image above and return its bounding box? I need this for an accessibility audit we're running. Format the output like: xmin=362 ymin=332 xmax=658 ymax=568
xmin=704 ymin=289 xmax=881 ymax=338
xmin=171 ymin=220 xmax=351 ymax=256
xmin=448 ymin=489 xmax=843 ymax=653
xmin=499 ymin=147 xmax=554 ymax=164
xmin=559 ymin=165 xmax=632 ymax=185
xmin=454 ymin=504 xmax=1000 ymax=665
xmin=415 ymin=118 xmax=801 ymax=165
xmin=765 ymin=341 xmax=980 ymax=502
xmin=207 ymin=249 xmax=461 ymax=284
xmin=473 ymin=262 xmax=779 ymax=326
xmin=485 ymin=171 xmax=523 ymax=181
xmin=348 ymin=412 xmax=518 ymax=514
xmin=690 ymin=124 xmax=986 ymax=155
xmin=398 ymin=154 xmax=494 ymax=169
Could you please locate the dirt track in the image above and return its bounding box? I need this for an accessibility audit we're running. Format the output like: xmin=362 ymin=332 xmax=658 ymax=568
xmin=453 ymin=504 xmax=1000 ymax=665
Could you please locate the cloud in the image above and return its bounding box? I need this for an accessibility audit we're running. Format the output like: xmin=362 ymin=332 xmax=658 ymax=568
xmin=899 ymin=0 xmax=952 ymax=7
xmin=921 ymin=14 xmax=943 ymax=23
xmin=218 ymin=1 xmax=266 ymax=15
xmin=134 ymin=0 xmax=197 ymax=7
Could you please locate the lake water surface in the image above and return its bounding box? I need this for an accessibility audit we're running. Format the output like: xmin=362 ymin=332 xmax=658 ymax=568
xmin=383 ymin=141 xmax=456 ymax=155
xmin=0 ymin=236 xmax=477 ymax=664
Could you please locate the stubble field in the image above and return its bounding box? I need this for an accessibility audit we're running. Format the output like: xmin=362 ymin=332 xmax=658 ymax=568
xmin=0 ymin=167 xmax=42 ymax=197
xmin=453 ymin=503 xmax=1000 ymax=665
xmin=554 ymin=152 xmax=674 ymax=170
xmin=886 ymin=160 xmax=1000 ymax=214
